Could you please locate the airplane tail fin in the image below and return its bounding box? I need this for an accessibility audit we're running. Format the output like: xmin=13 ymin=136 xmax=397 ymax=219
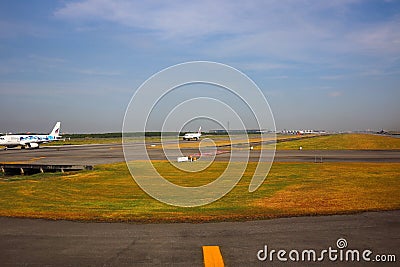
xmin=50 ymin=122 xmax=61 ymax=136
xmin=198 ymin=126 xmax=202 ymax=134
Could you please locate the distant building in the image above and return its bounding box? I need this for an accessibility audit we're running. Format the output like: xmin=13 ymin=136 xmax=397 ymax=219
xmin=280 ymin=129 xmax=326 ymax=135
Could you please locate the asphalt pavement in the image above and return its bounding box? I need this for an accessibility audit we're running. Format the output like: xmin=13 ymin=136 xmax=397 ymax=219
xmin=0 ymin=211 xmax=398 ymax=266
xmin=1 ymin=143 xmax=400 ymax=165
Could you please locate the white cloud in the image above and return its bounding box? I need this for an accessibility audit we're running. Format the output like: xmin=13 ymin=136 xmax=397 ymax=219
xmin=54 ymin=1 xmax=342 ymax=40
xmin=329 ymin=91 xmax=342 ymax=97
xmin=239 ymin=62 xmax=292 ymax=71
xmin=320 ymin=74 xmax=349 ymax=80
xmin=264 ymin=75 xmax=289 ymax=80
xmin=54 ymin=0 xmax=400 ymax=72
xmin=54 ymin=0 xmax=244 ymax=39
xmin=28 ymin=54 xmax=65 ymax=64
xmin=347 ymin=16 xmax=400 ymax=55
xmin=75 ymin=69 xmax=121 ymax=76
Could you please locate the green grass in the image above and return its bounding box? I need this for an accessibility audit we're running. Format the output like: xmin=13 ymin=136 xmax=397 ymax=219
xmin=46 ymin=137 xmax=123 ymax=146
xmin=0 ymin=161 xmax=398 ymax=222
xmin=42 ymin=133 xmax=400 ymax=150
xmin=275 ymin=134 xmax=400 ymax=150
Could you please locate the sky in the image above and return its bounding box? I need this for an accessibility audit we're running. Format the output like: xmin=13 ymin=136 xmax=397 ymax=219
xmin=0 ymin=0 xmax=399 ymax=133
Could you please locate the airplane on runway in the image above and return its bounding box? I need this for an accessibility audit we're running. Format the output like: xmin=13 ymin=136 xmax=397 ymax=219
xmin=0 ymin=122 xmax=62 ymax=150
xmin=182 ymin=127 xmax=202 ymax=141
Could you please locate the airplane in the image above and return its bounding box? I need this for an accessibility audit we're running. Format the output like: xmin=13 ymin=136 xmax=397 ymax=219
xmin=182 ymin=127 xmax=202 ymax=141
xmin=0 ymin=122 xmax=62 ymax=150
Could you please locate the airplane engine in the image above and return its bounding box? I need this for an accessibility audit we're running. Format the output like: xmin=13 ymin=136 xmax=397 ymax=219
xmin=28 ymin=143 xmax=39 ymax=148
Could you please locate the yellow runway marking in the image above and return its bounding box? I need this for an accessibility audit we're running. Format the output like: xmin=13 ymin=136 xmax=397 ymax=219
xmin=202 ymin=246 xmax=224 ymax=267
xmin=29 ymin=156 xmax=46 ymax=162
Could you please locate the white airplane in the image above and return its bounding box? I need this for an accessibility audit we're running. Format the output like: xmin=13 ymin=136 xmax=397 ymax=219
xmin=182 ymin=127 xmax=202 ymax=141
xmin=0 ymin=122 xmax=62 ymax=150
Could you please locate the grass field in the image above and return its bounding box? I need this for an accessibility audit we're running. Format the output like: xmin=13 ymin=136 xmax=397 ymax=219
xmin=0 ymin=161 xmax=398 ymax=222
xmin=275 ymin=134 xmax=400 ymax=150
xmin=48 ymin=135 xmax=271 ymax=148
xmin=19 ymin=133 xmax=400 ymax=150
xmin=47 ymin=137 xmax=123 ymax=146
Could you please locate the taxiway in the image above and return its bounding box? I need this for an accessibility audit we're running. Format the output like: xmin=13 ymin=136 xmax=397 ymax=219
xmin=0 ymin=211 xmax=398 ymax=266
xmin=0 ymin=143 xmax=399 ymax=165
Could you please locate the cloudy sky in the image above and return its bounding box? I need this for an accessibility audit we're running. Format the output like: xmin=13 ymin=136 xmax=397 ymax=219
xmin=0 ymin=0 xmax=399 ymax=133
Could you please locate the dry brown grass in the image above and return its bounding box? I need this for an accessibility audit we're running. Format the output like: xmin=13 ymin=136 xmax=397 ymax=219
xmin=253 ymin=163 xmax=400 ymax=215
xmin=0 ymin=161 xmax=399 ymax=222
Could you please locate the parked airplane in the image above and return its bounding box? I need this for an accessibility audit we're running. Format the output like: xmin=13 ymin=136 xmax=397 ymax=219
xmin=182 ymin=127 xmax=202 ymax=141
xmin=0 ymin=122 xmax=62 ymax=150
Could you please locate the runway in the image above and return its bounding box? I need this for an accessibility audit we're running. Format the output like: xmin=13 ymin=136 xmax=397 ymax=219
xmin=1 ymin=143 xmax=400 ymax=165
xmin=0 ymin=211 xmax=398 ymax=266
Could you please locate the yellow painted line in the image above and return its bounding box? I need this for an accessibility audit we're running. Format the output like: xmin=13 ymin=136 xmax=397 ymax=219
xmin=29 ymin=156 xmax=46 ymax=162
xmin=202 ymin=246 xmax=224 ymax=267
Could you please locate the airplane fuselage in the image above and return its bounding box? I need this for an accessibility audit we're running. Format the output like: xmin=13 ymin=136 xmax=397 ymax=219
xmin=182 ymin=127 xmax=202 ymax=141
xmin=182 ymin=132 xmax=201 ymax=141
xmin=0 ymin=134 xmax=61 ymax=149
xmin=0 ymin=122 xmax=62 ymax=149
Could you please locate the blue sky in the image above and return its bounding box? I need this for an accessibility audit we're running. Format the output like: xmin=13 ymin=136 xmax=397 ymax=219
xmin=0 ymin=0 xmax=399 ymax=133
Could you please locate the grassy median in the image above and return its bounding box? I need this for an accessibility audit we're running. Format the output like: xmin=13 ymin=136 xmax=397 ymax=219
xmin=276 ymin=133 xmax=400 ymax=150
xmin=41 ymin=133 xmax=400 ymax=150
xmin=0 ymin=161 xmax=398 ymax=222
